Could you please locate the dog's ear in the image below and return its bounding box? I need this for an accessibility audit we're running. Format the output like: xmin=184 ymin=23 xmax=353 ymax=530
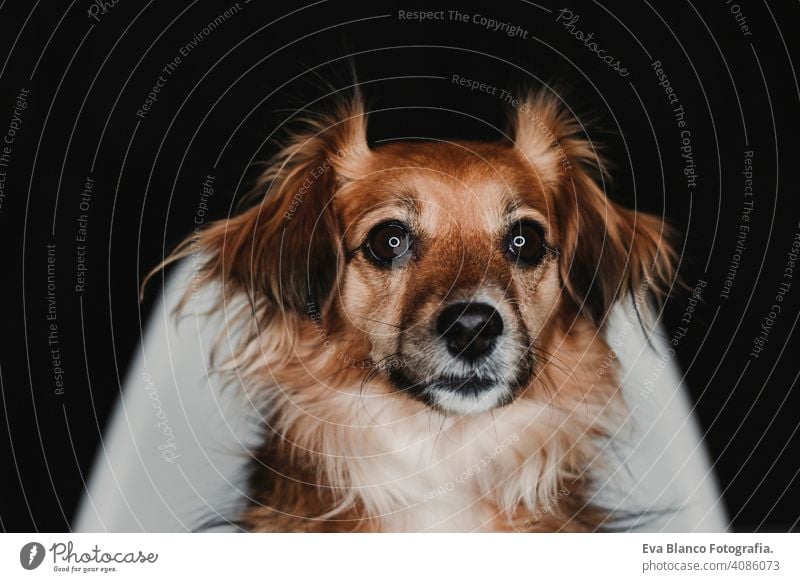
xmin=183 ymin=97 xmax=371 ymax=316
xmin=512 ymin=89 xmax=676 ymax=325
xmin=557 ymin=169 xmax=676 ymax=325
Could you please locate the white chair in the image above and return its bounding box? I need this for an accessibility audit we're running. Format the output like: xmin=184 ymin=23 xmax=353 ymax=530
xmin=75 ymin=262 xmax=728 ymax=532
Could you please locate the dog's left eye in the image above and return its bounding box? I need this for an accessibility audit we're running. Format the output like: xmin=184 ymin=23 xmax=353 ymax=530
xmin=364 ymin=221 xmax=412 ymax=266
xmin=506 ymin=220 xmax=546 ymax=266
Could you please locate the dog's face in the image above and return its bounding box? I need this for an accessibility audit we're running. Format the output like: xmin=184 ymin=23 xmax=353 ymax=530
xmin=335 ymin=142 xmax=562 ymax=414
xmin=192 ymin=93 xmax=673 ymax=416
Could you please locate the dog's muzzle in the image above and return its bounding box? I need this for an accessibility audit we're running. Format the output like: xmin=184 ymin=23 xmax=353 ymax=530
xmin=386 ymin=300 xmax=531 ymax=415
xmin=436 ymin=302 xmax=504 ymax=363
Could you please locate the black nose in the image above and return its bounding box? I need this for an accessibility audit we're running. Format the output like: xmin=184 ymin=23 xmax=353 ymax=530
xmin=436 ymin=302 xmax=504 ymax=362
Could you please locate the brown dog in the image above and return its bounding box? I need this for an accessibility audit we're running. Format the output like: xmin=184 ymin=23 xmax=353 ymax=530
xmin=162 ymin=89 xmax=674 ymax=532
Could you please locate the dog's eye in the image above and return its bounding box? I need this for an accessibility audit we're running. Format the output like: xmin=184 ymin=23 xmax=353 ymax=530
xmin=365 ymin=221 xmax=412 ymax=266
xmin=506 ymin=221 xmax=546 ymax=266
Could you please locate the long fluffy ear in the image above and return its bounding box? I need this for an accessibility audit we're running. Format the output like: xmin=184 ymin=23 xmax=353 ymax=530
xmin=512 ymin=89 xmax=676 ymax=325
xmin=163 ymin=97 xmax=370 ymax=316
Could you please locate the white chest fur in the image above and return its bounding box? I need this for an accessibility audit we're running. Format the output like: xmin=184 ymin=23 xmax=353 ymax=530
xmin=302 ymin=395 xmax=578 ymax=532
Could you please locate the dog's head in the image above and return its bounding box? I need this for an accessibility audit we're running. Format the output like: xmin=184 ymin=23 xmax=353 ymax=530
xmin=188 ymin=91 xmax=674 ymax=416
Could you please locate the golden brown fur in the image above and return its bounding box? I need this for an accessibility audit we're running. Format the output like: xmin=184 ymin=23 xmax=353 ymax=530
xmin=154 ymin=89 xmax=675 ymax=532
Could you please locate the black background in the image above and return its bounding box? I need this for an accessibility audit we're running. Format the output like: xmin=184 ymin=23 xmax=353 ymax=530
xmin=0 ymin=0 xmax=798 ymax=532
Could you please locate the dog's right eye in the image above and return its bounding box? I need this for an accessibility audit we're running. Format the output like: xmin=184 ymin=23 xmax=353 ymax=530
xmin=505 ymin=220 xmax=546 ymax=266
xmin=364 ymin=221 xmax=412 ymax=266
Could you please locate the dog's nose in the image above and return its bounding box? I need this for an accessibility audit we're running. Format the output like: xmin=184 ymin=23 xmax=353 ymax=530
xmin=436 ymin=302 xmax=504 ymax=362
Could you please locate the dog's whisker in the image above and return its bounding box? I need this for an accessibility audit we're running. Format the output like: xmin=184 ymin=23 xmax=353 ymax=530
xmin=430 ymin=411 xmax=449 ymax=465
xmin=489 ymin=409 xmax=499 ymax=447
xmin=532 ymin=345 xmax=579 ymax=385
xmin=358 ymin=316 xmax=402 ymax=330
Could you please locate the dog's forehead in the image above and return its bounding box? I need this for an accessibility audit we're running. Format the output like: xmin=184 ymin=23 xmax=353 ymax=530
xmin=341 ymin=141 xmax=550 ymax=228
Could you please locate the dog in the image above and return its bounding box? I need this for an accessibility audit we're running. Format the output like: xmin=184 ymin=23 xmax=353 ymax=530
xmin=160 ymin=88 xmax=675 ymax=532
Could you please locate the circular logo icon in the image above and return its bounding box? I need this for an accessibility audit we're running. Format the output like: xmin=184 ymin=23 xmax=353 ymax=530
xmin=19 ymin=542 xmax=45 ymax=570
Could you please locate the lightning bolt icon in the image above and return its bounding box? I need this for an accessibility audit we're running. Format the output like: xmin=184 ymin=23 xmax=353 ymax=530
xmin=28 ymin=545 xmax=38 ymax=566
